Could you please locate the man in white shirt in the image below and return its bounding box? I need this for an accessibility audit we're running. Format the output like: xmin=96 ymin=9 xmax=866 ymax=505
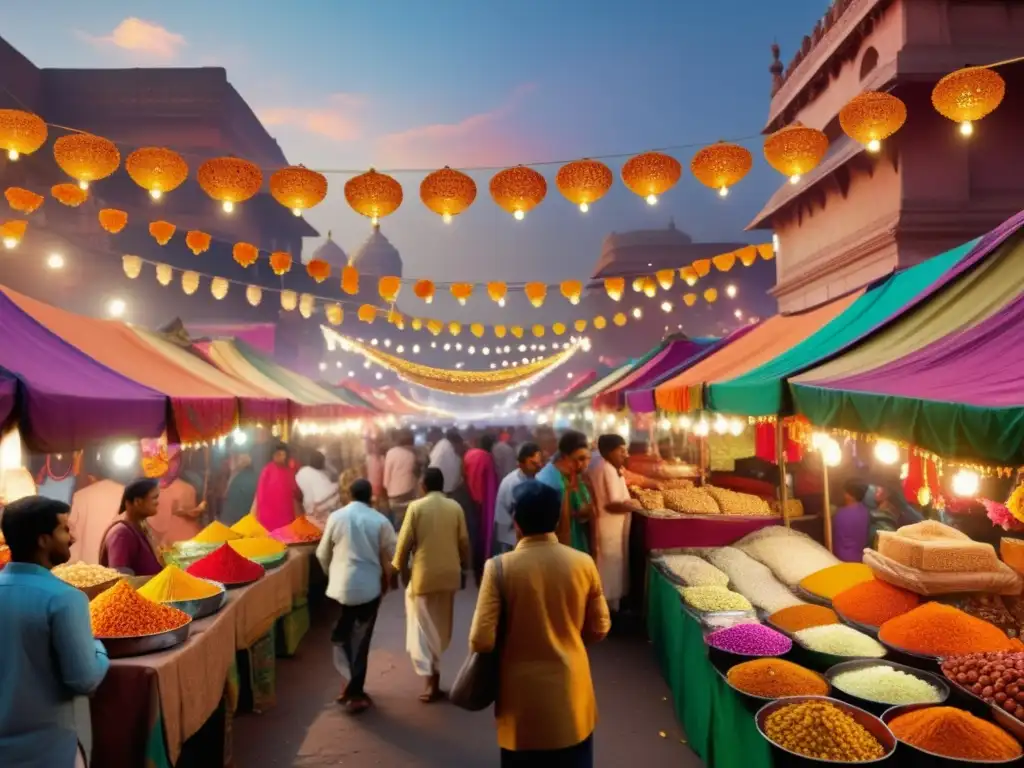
xmin=587 ymin=434 xmax=641 ymax=611
xmin=383 ymin=429 xmax=420 ymax=530
xmin=492 ymin=442 xmax=543 ymax=554
xmin=428 ymin=429 xmax=464 ymax=494
xmin=295 ymin=451 xmax=340 ymax=530
xmin=316 ymin=479 xmax=396 ymax=714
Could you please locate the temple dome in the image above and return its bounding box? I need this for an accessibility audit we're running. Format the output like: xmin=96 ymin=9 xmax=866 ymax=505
xmin=309 ymin=231 xmax=348 ymax=269
xmin=351 ymin=224 xmax=403 ymax=277
xmin=601 ymin=218 xmax=693 ymax=251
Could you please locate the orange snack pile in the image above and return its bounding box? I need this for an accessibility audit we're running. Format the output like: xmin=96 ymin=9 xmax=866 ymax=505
xmin=879 ymin=602 xmax=1017 ymax=657
xmin=89 ymin=580 xmax=190 ymax=637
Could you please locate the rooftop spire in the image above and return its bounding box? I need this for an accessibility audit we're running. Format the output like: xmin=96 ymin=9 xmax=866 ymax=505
xmin=770 ymin=42 xmax=784 ymax=95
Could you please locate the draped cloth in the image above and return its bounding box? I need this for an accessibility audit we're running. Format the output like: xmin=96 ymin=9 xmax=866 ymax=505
xmin=255 ymin=462 xmax=299 ymax=532
xmin=464 ymin=448 xmax=498 ymax=560
xmin=404 ymin=589 xmax=455 ymax=677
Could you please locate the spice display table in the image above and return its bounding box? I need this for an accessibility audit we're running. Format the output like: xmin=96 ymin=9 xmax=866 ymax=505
xmin=90 ymin=548 xmax=311 ymax=767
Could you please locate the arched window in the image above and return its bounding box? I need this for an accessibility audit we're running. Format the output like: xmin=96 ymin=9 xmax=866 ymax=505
xmin=859 ymin=47 xmax=879 ymax=81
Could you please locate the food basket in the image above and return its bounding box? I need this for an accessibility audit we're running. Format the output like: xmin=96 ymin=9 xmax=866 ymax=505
xmin=97 ymin=619 xmax=192 ymax=659
xmin=165 ymin=579 xmax=227 ymax=620
xmin=824 ymin=659 xmax=949 ymax=716
xmin=881 ymin=703 xmax=1023 ymax=766
xmin=756 ymin=695 xmax=897 ymax=766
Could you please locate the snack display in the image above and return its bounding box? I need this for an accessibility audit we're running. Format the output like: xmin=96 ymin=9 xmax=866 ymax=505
xmin=830 ymin=665 xmax=944 ymax=705
xmin=271 ymin=516 xmax=322 ymax=544
xmin=734 ymin=526 xmax=840 ymax=586
xmin=655 ymin=554 xmax=729 ymax=587
xmin=727 ymin=659 xmax=829 ymax=698
xmin=706 ymin=547 xmax=805 ymax=613
xmin=879 ymin=602 xmax=1018 ymax=657
xmin=888 ymin=706 xmax=1022 ymax=761
xmin=230 ymin=513 xmax=270 ymax=538
xmin=681 ymin=585 xmax=753 ymax=613
xmin=794 ymin=625 xmax=887 ymax=658
xmin=831 ymin=580 xmax=920 ymax=627
xmin=90 ymin=580 xmax=190 ymax=637
xmin=630 ymin=487 xmax=664 ymax=511
xmin=941 ymin=651 xmax=1024 ymax=721
xmin=138 ymin=565 xmax=221 ymax=603
xmin=186 ymin=543 xmax=265 ymax=586
xmin=661 ymin=487 xmax=719 ymax=515
xmin=799 ymin=563 xmax=874 ymax=601
xmin=878 ymin=520 xmax=1000 ymax=573
xmin=704 ymin=485 xmax=773 ymax=517
xmin=52 ymin=562 xmax=121 ymax=589
xmin=762 ymin=700 xmax=886 ymax=762
xmin=706 ymin=623 xmax=792 ymax=657
xmin=769 ymin=605 xmax=840 ymax=634
xmin=191 ymin=520 xmax=241 ymax=545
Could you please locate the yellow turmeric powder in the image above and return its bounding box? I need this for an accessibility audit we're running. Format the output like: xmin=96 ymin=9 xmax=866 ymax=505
xmin=192 ymin=520 xmax=241 ymax=544
xmin=138 ymin=565 xmax=221 ymax=602
xmin=228 ymin=537 xmax=286 ymax=559
xmin=230 ymin=513 xmax=269 ymax=538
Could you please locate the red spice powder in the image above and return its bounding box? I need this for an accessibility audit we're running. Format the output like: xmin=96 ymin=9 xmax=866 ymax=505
xmin=832 ymin=579 xmax=920 ymax=627
xmin=186 ymin=543 xmax=265 ymax=585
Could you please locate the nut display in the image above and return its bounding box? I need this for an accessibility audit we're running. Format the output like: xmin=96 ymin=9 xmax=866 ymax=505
xmin=52 ymin=562 xmax=121 ymax=588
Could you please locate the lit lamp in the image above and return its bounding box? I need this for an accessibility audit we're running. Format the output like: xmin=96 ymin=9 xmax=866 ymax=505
xmin=818 ymin=436 xmax=842 ymax=553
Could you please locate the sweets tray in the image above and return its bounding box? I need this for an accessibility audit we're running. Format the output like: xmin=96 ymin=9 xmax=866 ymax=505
xmin=97 ymin=619 xmax=192 ymax=658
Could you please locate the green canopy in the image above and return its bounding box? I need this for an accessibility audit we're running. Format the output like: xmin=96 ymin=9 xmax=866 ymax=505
xmin=704 ymin=238 xmax=977 ymax=417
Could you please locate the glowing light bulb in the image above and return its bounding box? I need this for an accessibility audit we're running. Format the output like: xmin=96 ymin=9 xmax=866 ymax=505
xmin=513 ymin=209 xmax=525 ymax=221
xmin=867 ymin=138 xmax=881 ymax=153
xmin=645 ymin=193 xmax=658 ymax=205
xmin=149 ymin=189 xmax=163 ymax=200
xmin=726 ymin=284 xmax=737 ymax=298
xmin=396 ymin=345 xmax=404 ymax=353
xmin=2 ymin=237 xmax=17 ymax=250
xmin=693 ymin=420 xmax=709 ymax=437
xmin=222 ymin=201 xmax=235 ymax=213
xmin=632 ymin=307 xmax=642 ymax=319
xmin=112 ymin=443 xmax=137 ymax=468
xmin=107 ymin=298 xmax=126 ymax=318
xmin=291 ymin=207 xmax=302 ymax=217
xmin=718 ymin=186 xmax=729 ymax=198
xmin=7 ymin=149 xmax=18 ymax=161
xmin=45 ymin=252 xmax=64 ymax=270
xmin=412 ymin=344 xmax=420 ymax=353
xmin=579 ymin=202 xmax=589 ymax=213
xmin=375 ymin=372 xmax=383 ymax=380
xmin=822 ymin=438 xmax=842 ymax=467
xmin=498 ymin=298 xmax=506 ymax=307
xmin=371 ymin=214 xmax=379 ymax=226
xmin=952 ymin=469 xmax=980 ymax=497
xmin=789 ymin=174 xmax=801 ymax=185
xmin=442 ymin=212 xmax=452 ymax=224
xmin=661 ymin=301 xmax=672 ymax=313
xmin=231 ymin=429 xmax=247 ymax=446
xmin=78 ymin=180 xmax=89 ymax=191
xmin=959 ymin=120 xmax=974 ymax=137
xmin=874 ymin=440 xmax=899 ymax=465
xmin=734 ymin=309 xmax=743 ymax=319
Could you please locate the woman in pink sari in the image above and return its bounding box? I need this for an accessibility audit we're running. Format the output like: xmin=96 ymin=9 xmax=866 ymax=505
xmin=256 ymin=443 xmax=302 ymax=532
xmin=464 ymin=434 xmax=498 ymax=583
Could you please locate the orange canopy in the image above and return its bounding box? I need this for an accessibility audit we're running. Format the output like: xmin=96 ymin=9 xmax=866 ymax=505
xmin=654 ymin=292 xmax=861 ymax=413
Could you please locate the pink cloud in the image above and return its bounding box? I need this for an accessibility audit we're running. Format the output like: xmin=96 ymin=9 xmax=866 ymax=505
xmin=258 ymin=93 xmax=366 ymax=142
xmin=78 ymin=18 xmax=186 ymax=61
xmin=374 ymin=84 xmax=540 ymax=167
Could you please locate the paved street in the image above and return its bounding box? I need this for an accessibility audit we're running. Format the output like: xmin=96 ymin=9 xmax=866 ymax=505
xmin=233 ymin=588 xmax=699 ymax=767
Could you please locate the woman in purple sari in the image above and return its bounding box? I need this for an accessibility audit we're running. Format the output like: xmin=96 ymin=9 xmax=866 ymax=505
xmin=99 ymin=478 xmax=164 ymax=576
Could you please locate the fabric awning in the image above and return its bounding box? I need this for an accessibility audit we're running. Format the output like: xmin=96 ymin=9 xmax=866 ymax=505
xmin=706 ymin=238 xmax=977 ymax=416
xmin=593 ymin=337 xmax=716 ymax=412
xmin=654 ymin=292 xmax=862 ymax=414
xmin=523 ymin=370 xmax=598 ymax=410
xmin=571 ymin=361 xmax=637 ymax=404
xmin=0 ymin=290 xmax=165 ymax=451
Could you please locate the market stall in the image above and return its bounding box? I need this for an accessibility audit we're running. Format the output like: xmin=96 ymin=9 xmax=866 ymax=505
xmin=593 ymin=335 xmax=716 ymax=412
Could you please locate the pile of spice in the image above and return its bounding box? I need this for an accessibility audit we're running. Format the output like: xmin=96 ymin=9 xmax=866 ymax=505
xmin=799 ymin=563 xmax=875 ymax=601
xmin=706 ymin=623 xmax=792 ymax=657
xmin=681 ymin=585 xmax=753 ymax=613
xmin=734 ymin=526 xmax=839 ymax=586
xmin=228 ymin=537 xmax=286 ymax=560
xmin=726 ymin=658 xmax=828 ymax=698
xmin=706 ymin=547 xmax=806 ymax=613
xmin=954 ymin=594 xmax=1023 ymax=639
xmin=89 ymin=580 xmax=190 ymax=637
xmin=186 ymin=543 xmax=265 ymax=586
xmin=888 ymin=706 xmax=1022 ymax=761
xmin=763 ymin=700 xmax=885 ymax=762
xmin=656 ymin=554 xmax=729 ymax=587
xmin=878 ymin=602 xmax=1017 ymax=657
xmin=831 ymin=665 xmax=943 ymax=705
xmin=138 ymin=565 xmax=221 ymax=603
xmin=831 ymin=579 xmax=919 ymax=627
xmin=52 ymin=562 xmax=121 ymax=588
xmin=192 ymin=520 xmax=241 ymax=544
xmin=794 ymin=625 xmax=886 ymax=658
xmin=271 ymin=516 xmax=322 ymax=544
xmin=941 ymin=651 xmax=1024 ymax=719
xmin=769 ymin=605 xmax=840 ymax=634
xmin=230 ymin=513 xmax=270 ymax=538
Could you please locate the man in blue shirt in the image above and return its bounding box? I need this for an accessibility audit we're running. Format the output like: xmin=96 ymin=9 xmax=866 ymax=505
xmin=0 ymin=495 xmax=110 ymax=768
xmin=535 ymin=430 xmax=595 ymax=552
xmin=493 ymin=442 xmax=543 ymax=554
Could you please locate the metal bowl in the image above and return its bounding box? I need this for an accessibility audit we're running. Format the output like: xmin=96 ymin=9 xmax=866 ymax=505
xmin=97 ymin=619 xmax=192 ymax=659
xmin=220 ymin=573 xmax=263 ymax=590
xmin=79 ymin=576 xmax=121 ymax=602
xmin=165 ymin=580 xmax=227 ymax=619
xmin=825 ymin=659 xmax=949 ymax=716
xmin=250 ymin=551 xmax=287 ymax=570
xmin=878 ymin=639 xmax=942 ymax=671
xmin=790 ymin=635 xmax=888 ymax=673
xmin=882 ymin=703 xmax=1024 ymax=765
xmin=718 ymin=661 xmax=831 ymax=713
xmin=796 ymin=585 xmax=834 ymax=607
xmin=834 ymin=608 xmax=881 ymax=639
xmin=756 ymin=695 xmax=897 ymax=765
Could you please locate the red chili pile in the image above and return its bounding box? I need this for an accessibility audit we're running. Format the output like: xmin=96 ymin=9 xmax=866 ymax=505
xmin=186 ymin=542 xmax=265 ymax=585
xmin=941 ymin=651 xmax=1024 ymax=721
xmin=832 ymin=579 xmax=920 ymax=627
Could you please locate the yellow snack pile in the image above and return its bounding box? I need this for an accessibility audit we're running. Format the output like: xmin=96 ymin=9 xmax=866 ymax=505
xmin=228 ymin=537 xmax=286 ymax=559
xmin=193 ymin=520 xmax=242 ymax=544
xmin=764 ymin=700 xmax=884 ymax=761
xmin=230 ymin=513 xmax=269 ymax=538
xmin=138 ymin=565 xmax=221 ymax=602
xmin=681 ymin=585 xmax=753 ymax=613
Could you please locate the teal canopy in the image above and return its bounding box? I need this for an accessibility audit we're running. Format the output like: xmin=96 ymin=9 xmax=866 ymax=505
xmin=704 ymin=238 xmax=978 ymax=417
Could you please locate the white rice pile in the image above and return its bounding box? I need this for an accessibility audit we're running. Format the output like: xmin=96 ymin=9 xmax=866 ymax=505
xmin=734 ymin=526 xmax=840 ymax=586
xmin=705 ymin=546 xmax=806 ymax=613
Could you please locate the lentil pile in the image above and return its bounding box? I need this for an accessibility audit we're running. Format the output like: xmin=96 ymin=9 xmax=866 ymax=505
xmin=271 ymin=516 xmax=322 ymax=544
xmin=52 ymin=562 xmax=121 ymax=588
xmin=707 ymin=623 xmax=792 ymax=657
xmin=795 ymin=625 xmax=886 ymax=658
xmin=186 ymin=543 xmax=265 ymax=585
xmin=941 ymin=651 xmax=1024 ymax=720
xmin=706 ymin=547 xmax=805 ymax=613
xmin=228 ymin=536 xmax=286 ymax=559
xmin=656 ymin=554 xmax=729 ymax=587
xmin=799 ymin=563 xmax=875 ymax=601
xmin=888 ymin=706 xmax=1022 ymax=761
xmin=763 ymin=700 xmax=885 ymax=762
xmin=831 ymin=665 xmax=943 ymax=705
xmin=878 ymin=602 xmax=1017 ymax=657
xmin=682 ymin=585 xmax=753 ymax=613
xmin=138 ymin=565 xmax=221 ymax=603
xmin=727 ymin=658 xmax=828 ymax=698
xmin=831 ymin=579 xmax=919 ymax=628
xmin=89 ymin=580 xmax=190 ymax=637
xmin=192 ymin=520 xmax=241 ymax=544
xmin=230 ymin=513 xmax=269 ymax=538
xmin=770 ymin=605 xmax=840 ymax=634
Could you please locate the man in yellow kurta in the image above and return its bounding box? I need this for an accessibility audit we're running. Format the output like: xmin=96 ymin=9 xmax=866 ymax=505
xmin=393 ymin=467 xmax=470 ymax=702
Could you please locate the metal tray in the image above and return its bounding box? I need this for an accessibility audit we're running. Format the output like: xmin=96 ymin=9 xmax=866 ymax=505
xmin=165 ymin=580 xmax=227 ymax=619
xmin=251 ymin=551 xmax=288 ymax=570
xmin=834 ymin=608 xmax=881 ymax=639
xmin=97 ymin=620 xmax=192 ymax=658
xmin=825 ymin=659 xmax=949 ymax=715
xmin=789 ymin=635 xmax=888 ymax=673
xmin=756 ymin=695 xmax=897 ymax=765
xmin=878 ymin=638 xmax=942 ymax=671
xmin=882 ymin=703 xmax=1023 ymax=765
xmin=717 ymin=661 xmax=831 ymax=713
xmin=795 ymin=585 xmax=834 ymax=607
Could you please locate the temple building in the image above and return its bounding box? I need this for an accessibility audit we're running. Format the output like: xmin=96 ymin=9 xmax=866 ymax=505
xmin=348 ymin=225 xmax=403 ymax=278
xmin=306 ymin=231 xmax=348 ymax=271
xmin=750 ymin=0 xmax=1024 ymax=312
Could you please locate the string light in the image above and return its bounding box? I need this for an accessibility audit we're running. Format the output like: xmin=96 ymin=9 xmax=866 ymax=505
xmin=106 ymin=298 xmax=126 ymax=318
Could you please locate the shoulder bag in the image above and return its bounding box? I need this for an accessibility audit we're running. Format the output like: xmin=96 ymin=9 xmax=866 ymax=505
xmin=450 ymin=555 xmax=505 ymax=711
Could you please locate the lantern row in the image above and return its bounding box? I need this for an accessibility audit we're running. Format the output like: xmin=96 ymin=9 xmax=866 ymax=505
xmin=0 ymin=65 xmax=1006 ymax=221
xmin=2 ymin=183 xmax=772 ymax=304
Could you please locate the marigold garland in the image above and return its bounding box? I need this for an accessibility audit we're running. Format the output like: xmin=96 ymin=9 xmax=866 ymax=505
xmin=232 ymin=242 xmax=259 ymax=268
xmin=269 ymin=251 xmax=292 ymax=275
xmin=98 ymin=208 xmax=128 ymax=234
xmin=53 ymin=133 xmax=120 ymax=186
xmin=4 ymin=187 xmax=44 ymax=214
xmin=149 ymin=221 xmax=176 ymax=246
xmin=51 ymin=183 xmax=88 ymax=207
xmin=186 ymin=231 xmax=211 ymax=256
xmin=306 ymin=259 xmax=331 ymax=283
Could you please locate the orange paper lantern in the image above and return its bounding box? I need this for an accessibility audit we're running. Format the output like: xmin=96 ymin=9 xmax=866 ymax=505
xmin=53 ymin=133 xmax=120 ymax=187
xmin=574 ymin=318 xmax=588 ymax=333
xmin=125 ymin=147 xmax=188 ymax=199
xmin=98 ymin=208 xmax=128 ymax=234
xmin=612 ymin=312 xmax=627 ymax=327
xmin=269 ymin=165 xmax=328 ymax=215
xmin=604 ymin=277 xmax=625 ymax=301
xmin=679 ymin=266 xmax=699 ymax=285
xmin=560 ymin=280 xmax=583 ymax=305
xmin=345 ymin=169 xmax=403 ymax=224
xmin=379 ymin=275 xmax=401 ymax=302
xmin=489 ymin=166 xmax=547 ymax=220
xmin=269 ymin=251 xmax=293 ymax=275
xmin=341 ymin=265 xmax=359 ymax=295
xmin=738 ymin=246 xmax=758 ymax=267
xmin=470 ymin=323 xmax=485 ymax=338
xmin=186 ymin=231 xmax=211 ymax=256
xmin=197 ymin=157 xmax=263 ymax=211
xmin=306 ymin=259 xmax=331 ymax=283
xmin=839 ymin=92 xmax=907 ymax=151
xmin=763 ymin=123 xmax=829 ymax=184
xmin=656 ymin=269 xmax=675 ymax=290
xmin=1 ymin=219 xmax=27 ymax=248
xmin=690 ymin=141 xmax=752 ymax=197
xmin=358 ymin=305 xmax=377 ymax=324
xmin=233 ymin=242 xmax=259 ymax=268
xmin=712 ymin=252 xmax=736 ymax=272
xmin=621 ymin=151 xmax=681 ymax=204
xmin=524 ymin=282 xmax=547 ymax=308
xmin=692 ymin=259 xmax=711 ymax=277
xmin=683 ymin=293 xmax=697 ymax=307
xmin=494 ymin=325 xmax=507 ymax=338
xmin=148 ymin=220 xmax=176 ymax=246
xmin=414 ymin=279 xmax=435 ymax=303
xmin=426 ymin=319 xmax=444 ymax=336
xmin=931 ymin=66 xmax=1006 ymax=136
xmin=532 ymin=324 xmax=546 ymax=338
xmin=758 ymin=243 xmax=775 ymax=261
xmin=4 ymin=187 xmax=43 ymax=214
xmin=555 ymin=158 xmax=612 ymax=212
xmin=325 ymin=304 xmax=343 ymax=326
xmin=487 ymin=282 xmax=507 ymax=304
xmin=0 ymin=110 xmax=47 ymax=159
xmin=552 ymin=322 xmax=567 ymax=336
xmin=420 ymin=166 xmax=476 ymax=222
xmin=593 ymin=316 xmax=607 ymax=330
xmin=51 ymin=183 xmax=88 ymax=207
xmin=448 ymin=321 xmax=462 ymax=336
xmin=510 ymin=326 xmax=524 ymax=339
xmin=704 ymin=288 xmax=718 ymax=303
xmin=280 ymin=290 xmax=298 ymax=312
xmin=450 ymin=283 xmax=473 ymax=305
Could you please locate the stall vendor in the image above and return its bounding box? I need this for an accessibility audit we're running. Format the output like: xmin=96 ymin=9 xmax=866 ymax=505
xmin=98 ymin=478 xmax=164 ymax=576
